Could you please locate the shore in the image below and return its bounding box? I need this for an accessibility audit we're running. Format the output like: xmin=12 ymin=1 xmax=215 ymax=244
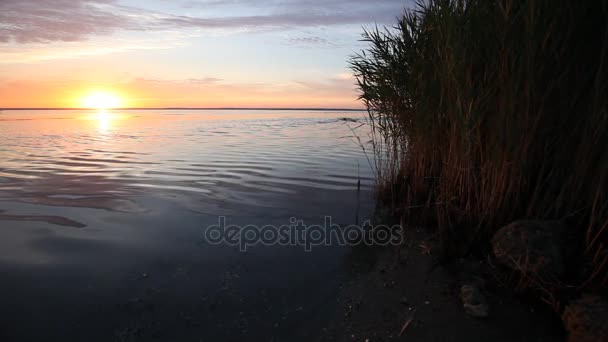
xmin=320 ymin=226 xmax=563 ymax=341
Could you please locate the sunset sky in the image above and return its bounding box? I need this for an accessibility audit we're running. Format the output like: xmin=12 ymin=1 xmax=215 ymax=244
xmin=0 ymin=0 xmax=408 ymax=108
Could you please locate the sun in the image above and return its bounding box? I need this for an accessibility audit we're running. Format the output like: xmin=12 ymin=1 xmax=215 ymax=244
xmin=81 ymin=91 xmax=122 ymax=109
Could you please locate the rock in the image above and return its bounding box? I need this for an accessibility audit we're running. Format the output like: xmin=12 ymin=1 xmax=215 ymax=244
xmin=460 ymin=285 xmax=489 ymax=318
xmin=562 ymin=295 xmax=608 ymax=342
xmin=491 ymin=220 xmax=569 ymax=277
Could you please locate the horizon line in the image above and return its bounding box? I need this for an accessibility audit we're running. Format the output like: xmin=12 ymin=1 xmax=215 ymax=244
xmin=0 ymin=107 xmax=367 ymax=111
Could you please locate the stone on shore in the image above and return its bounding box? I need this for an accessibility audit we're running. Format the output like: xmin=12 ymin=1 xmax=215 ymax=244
xmin=562 ymin=294 xmax=608 ymax=342
xmin=460 ymin=285 xmax=489 ymax=318
xmin=491 ymin=220 xmax=569 ymax=278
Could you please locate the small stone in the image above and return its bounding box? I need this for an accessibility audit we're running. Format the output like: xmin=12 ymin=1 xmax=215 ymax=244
xmin=562 ymin=294 xmax=608 ymax=342
xmin=460 ymin=285 xmax=489 ymax=318
xmin=400 ymin=297 xmax=408 ymax=305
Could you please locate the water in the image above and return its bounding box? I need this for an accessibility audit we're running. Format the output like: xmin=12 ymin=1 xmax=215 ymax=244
xmin=0 ymin=109 xmax=376 ymax=341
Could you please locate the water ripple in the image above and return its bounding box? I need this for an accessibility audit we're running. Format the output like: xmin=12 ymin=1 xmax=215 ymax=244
xmin=0 ymin=110 xmax=374 ymax=214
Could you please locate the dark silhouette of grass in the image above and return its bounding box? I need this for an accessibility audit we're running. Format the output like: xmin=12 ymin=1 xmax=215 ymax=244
xmin=351 ymin=0 xmax=608 ymax=295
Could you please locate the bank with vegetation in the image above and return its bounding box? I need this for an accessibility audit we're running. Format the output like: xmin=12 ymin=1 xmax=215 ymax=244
xmin=351 ymin=0 xmax=608 ymax=340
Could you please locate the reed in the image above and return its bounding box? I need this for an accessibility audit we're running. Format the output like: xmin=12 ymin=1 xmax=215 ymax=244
xmin=351 ymin=0 xmax=608 ymax=292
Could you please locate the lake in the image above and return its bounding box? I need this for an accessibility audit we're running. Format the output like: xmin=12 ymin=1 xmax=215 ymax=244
xmin=0 ymin=109 xmax=376 ymax=341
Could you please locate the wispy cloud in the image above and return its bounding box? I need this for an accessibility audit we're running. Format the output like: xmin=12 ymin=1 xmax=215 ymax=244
xmin=0 ymin=0 xmax=408 ymax=44
xmin=0 ymin=0 xmax=129 ymax=44
xmin=286 ymin=36 xmax=338 ymax=47
xmin=128 ymin=75 xmax=361 ymax=107
xmin=0 ymin=35 xmax=187 ymax=63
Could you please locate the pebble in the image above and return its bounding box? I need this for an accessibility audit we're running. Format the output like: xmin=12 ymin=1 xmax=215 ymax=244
xmin=460 ymin=285 xmax=489 ymax=318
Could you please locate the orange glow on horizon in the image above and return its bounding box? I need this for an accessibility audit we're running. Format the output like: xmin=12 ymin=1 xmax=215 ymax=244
xmin=0 ymin=80 xmax=360 ymax=109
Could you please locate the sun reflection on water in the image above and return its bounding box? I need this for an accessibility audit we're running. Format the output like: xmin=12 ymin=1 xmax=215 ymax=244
xmin=97 ymin=109 xmax=111 ymax=132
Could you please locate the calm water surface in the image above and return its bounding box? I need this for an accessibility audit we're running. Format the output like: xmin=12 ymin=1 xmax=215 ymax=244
xmin=0 ymin=109 xmax=375 ymax=341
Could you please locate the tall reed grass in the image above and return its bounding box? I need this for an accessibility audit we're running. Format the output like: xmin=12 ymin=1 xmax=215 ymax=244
xmin=351 ymin=0 xmax=608 ymax=292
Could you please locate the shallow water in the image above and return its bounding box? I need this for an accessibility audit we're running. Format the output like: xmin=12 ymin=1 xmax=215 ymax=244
xmin=0 ymin=109 xmax=375 ymax=341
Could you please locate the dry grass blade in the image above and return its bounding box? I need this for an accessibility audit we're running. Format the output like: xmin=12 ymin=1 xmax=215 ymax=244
xmin=398 ymin=308 xmax=417 ymax=337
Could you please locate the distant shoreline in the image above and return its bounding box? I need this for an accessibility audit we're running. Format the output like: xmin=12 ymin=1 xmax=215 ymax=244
xmin=0 ymin=107 xmax=366 ymax=111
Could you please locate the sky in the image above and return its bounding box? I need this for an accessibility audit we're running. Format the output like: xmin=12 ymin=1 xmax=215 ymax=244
xmin=0 ymin=0 xmax=409 ymax=108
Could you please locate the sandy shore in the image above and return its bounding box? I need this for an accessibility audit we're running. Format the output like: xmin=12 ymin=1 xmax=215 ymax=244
xmin=320 ymin=227 xmax=563 ymax=341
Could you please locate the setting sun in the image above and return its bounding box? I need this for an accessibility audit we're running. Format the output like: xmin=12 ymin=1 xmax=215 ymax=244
xmin=81 ymin=91 xmax=122 ymax=109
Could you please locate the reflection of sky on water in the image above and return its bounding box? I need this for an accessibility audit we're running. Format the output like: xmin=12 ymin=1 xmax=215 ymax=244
xmin=0 ymin=109 xmax=376 ymax=262
xmin=0 ymin=109 xmax=377 ymax=341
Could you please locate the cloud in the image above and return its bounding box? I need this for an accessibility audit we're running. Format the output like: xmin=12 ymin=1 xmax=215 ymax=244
xmin=187 ymin=77 xmax=224 ymax=84
xmin=0 ymin=35 xmax=187 ymax=63
xmin=0 ymin=0 xmax=130 ymax=44
xmin=286 ymin=36 xmax=338 ymax=47
xmin=182 ymin=0 xmax=405 ymax=13
xmin=135 ymin=77 xmax=225 ymax=85
xmin=124 ymin=75 xmax=361 ymax=108
xmin=0 ymin=0 xmax=409 ymax=44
